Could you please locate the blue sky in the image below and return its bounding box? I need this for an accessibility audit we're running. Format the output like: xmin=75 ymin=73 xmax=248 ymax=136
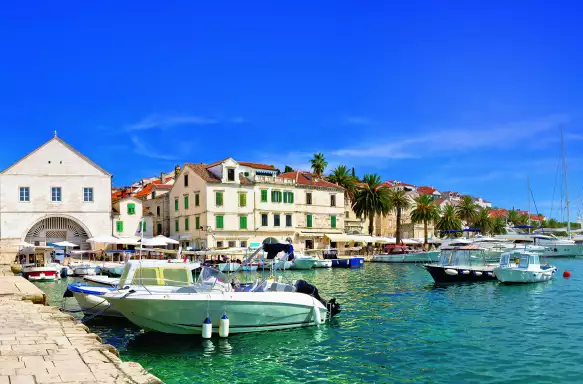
xmin=1 ymin=1 xmax=582 ymax=221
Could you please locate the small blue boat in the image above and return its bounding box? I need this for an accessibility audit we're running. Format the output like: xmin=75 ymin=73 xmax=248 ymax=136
xmin=330 ymin=257 xmax=364 ymax=268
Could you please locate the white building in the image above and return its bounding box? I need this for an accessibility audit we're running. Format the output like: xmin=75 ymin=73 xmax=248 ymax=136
xmin=0 ymin=134 xmax=112 ymax=263
xmin=112 ymin=197 xmax=151 ymax=239
xmin=165 ymin=159 xmax=344 ymax=250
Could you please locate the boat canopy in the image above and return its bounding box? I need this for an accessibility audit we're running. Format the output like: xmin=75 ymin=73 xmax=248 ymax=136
xmin=263 ymin=243 xmax=294 ymax=260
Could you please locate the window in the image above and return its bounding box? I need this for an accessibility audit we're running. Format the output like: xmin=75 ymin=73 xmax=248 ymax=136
xmin=261 ymin=214 xmax=268 ymax=226
xmin=51 ymin=187 xmax=61 ymax=202
xmin=116 ymin=221 xmax=124 ymax=233
xmin=216 ymin=215 xmax=224 ymax=229
xmin=127 ymin=203 xmax=136 ymax=215
xmin=19 ymin=187 xmax=30 ymax=202
xmin=184 ymin=194 xmax=189 ymax=209
xmin=331 ymin=215 xmax=337 ymax=229
xmin=274 ymin=214 xmax=280 ymax=227
xmin=184 ymin=174 xmax=189 ymax=187
xmin=174 ymin=198 xmax=179 ymax=212
xmin=284 ymin=191 xmax=294 ymax=204
xmin=195 ymin=216 xmax=200 ymax=229
xmin=271 ymin=190 xmax=283 ymax=203
xmin=244 ymin=172 xmax=249 ymax=177
xmin=83 ymin=187 xmax=93 ymax=202
xmin=152 ymin=191 xmax=156 ymax=199
xmin=216 ymin=191 xmax=223 ymax=207
xmin=306 ymin=192 xmax=312 ymax=205
xmin=228 ymin=241 xmax=236 ymax=248
xmin=240 ymin=240 xmax=248 ymax=248
xmin=185 ymin=217 xmax=190 ymax=231
xmin=157 ymin=223 xmax=162 ymax=234
xmin=286 ymin=214 xmax=292 ymax=227
xmin=345 ymin=211 xmax=350 ymax=219
xmin=195 ymin=193 xmax=200 ymax=206
xmin=240 ymin=216 xmax=248 ymax=229
xmin=331 ymin=195 xmax=336 ymax=207
xmin=217 ymin=241 xmax=224 ymax=248
xmin=239 ymin=193 xmax=247 ymax=207
xmin=306 ymin=214 xmax=313 ymax=228
xmin=261 ymin=189 xmax=268 ymax=202
xmin=157 ymin=206 xmax=160 ymax=216
xmin=175 ymin=219 xmax=179 ymax=232
xmin=227 ymin=168 xmax=235 ymax=181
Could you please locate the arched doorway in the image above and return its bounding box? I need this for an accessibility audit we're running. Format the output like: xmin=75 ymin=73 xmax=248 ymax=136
xmin=25 ymin=216 xmax=91 ymax=249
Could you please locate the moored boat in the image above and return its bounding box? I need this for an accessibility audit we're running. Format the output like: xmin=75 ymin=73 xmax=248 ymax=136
xmin=423 ymin=246 xmax=497 ymax=283
xmin=494 ymin=251 xmax=557 ymax=284
xmin=290 ymin=254 xmax=317 ymax=270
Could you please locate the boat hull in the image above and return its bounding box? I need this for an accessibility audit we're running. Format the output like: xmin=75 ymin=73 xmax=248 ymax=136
xmin=539 ymin=244 xmax=583 ymax=257
xmin=83 ymin=275 xmax=119 ymax=287
xmin=241 ymin=265 xmax=259 ymax=272
xmin=73 ymin=266 xmax=97 ymax=276
xmin=106 ymin=291 xmax=327 ymax=334
xmin=314 ymin=260 xmax=332 ymax=268
xmin=424 ymin=265 xmax=496 ymax=283
xmin=372 ymin=251 xmax=439 ymax=263
xmin=290 ymin=259 xmax=316 ymax=270
xmin=331 ymin=257 xmax=364 ymax=268
xmin=494 ymin=267 xmax=556 ymax=283
xmin=22 ymin=267 xmax=59 ymax=282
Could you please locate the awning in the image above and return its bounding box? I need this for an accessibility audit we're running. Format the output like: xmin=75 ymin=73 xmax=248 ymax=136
xmin=324 ymin=234 xmax=389 ymax=243
xmin=179 ymin=234 xmax=192 ymax=240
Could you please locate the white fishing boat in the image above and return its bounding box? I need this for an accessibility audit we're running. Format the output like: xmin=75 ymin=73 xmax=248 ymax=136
xmin=83 ymin=275 xmax=119 ymax=287
xmin=19 ymin=247 xmax=60 ymax=282
xmin=72 ymin=263 xmax=97 ymax=276
xmin=290 ymin=254 xmax=317 ymax=270
xmin=314 ymin=259 xmax=332 ymax=268
xmin=494 ymin=251 xmax=557 ymax=284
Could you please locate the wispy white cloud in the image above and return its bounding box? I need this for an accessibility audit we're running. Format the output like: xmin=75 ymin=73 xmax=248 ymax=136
xmin=331 ymin=114 xmax=571 ymax=160
xmin=126 ymin=115 xmax=218 ymax=131
xmin=131 ymin=136 xmax=176 ymax=160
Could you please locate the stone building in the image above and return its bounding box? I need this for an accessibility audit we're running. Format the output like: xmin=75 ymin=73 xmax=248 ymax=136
xmin=0 ymin=134 xmax=112 ymax=263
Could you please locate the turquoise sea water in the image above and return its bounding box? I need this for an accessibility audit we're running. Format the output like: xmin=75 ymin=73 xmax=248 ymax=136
xmin=37 ymin=260 xmax=583 ymax=383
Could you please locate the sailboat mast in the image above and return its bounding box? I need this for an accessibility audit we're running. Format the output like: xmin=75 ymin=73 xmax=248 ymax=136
xmin=527 ymin=176 xmax=531 ymax=233
xmin=561 ymin=127 xmax=571 ymax=236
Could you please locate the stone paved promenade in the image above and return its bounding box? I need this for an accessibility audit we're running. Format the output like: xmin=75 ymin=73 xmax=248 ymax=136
xmin=0 ymin=268 xmax=163 ymax=383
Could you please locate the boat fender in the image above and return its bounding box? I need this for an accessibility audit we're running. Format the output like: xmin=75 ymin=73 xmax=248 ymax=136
xmin=219 ymin=314 xmax=229 ymax=338
xmin=313 ymin=305 xmax=322 ymax=326
xmin=474 ymin=271 xmax=483 ymax=276
xmin=486 ymin=272 xmax=493 ymax=277
xmin=202 ymin=317 xmax=212 ymax=339
xmin=461 ymin=270 xmax=470 ymax=275
xmin=445 ymin=269 xmax=458 ymax=276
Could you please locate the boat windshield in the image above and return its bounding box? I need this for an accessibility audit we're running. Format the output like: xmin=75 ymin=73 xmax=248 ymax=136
xmin=518 ymin=255 xmax=529 ymax=268
xmin=439 ymin=249 xmax=485 ymax=267
xmin=499 ymin=253 xmax=511 ymax=267
xmin=195 ymin=266 xmax=231 ymax=292
xmin=119 ymin=265 xmax=193 ymax=287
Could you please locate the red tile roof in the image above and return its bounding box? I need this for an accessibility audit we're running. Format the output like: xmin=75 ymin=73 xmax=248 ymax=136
xmin=205 ymin=158 xmax=231 ymax=168
xmin=152 ymin=176 xmax=173 ymax=184
xmin=417 ymin=186 xmax=440 ymax=195
xmin=153 ymin=184 xmax=172 ymax=189
xmin=279 ymin=171 xmax=344 ymax=190
xmin=238 ymin=161 xmax=276 ymax=170
xmin=489 ymin=208 xmax=508 ymax=218
xmin=185 ymin=163 xmax=221 ymax=183
xmin=135 ymin=184 xmax=154 ymax=198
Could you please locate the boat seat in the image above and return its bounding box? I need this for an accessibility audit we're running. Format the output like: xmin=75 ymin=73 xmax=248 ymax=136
xmin=268 ymin=282 xmax=295 ymax=292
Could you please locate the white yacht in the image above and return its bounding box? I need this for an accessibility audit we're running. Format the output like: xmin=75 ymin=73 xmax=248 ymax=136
xmin=494 ymin=251 xmax=557 ymax=283
xmin=289 ymin=254 xmax=317 ymax=270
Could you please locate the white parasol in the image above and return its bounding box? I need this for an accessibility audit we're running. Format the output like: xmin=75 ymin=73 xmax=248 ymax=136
xmin=52 ymin=241 xmax=79 ymax=247
xmin=155 ymin=235 xmax=180 ymax=245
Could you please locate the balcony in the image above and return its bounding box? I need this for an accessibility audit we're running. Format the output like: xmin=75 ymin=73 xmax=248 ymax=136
xmin=253 ymin=175 xmax=295 ymax=185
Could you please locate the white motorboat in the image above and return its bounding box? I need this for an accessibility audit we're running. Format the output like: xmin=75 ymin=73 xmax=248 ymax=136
xmin=314 ymin=259 xmax=332 ymax=268
xmin=240 ymin=264 xmax=259 ymax=272
xmin=218 ymin=263 xmax=241 ymax=273
xmin=18 ymin=247 xmax=60 ymax=282
xmin=83 ymin=275 xmax=119 ymax=287
xmin=72 ymin=263 xmax=97 ymax=276
xmin=494 ymin=252 xmax=557 ymax=284
xmin=65 ymin=260 xmax=201 ymax=317
xmin=105 ymin=266 xmax=340 ymax=334
xmin=290 ymin=254 xmax=317 ymax=270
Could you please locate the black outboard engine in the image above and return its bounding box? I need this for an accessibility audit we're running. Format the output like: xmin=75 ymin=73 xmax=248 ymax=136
xmin=295 ymin=280 xmax=341 ymax=317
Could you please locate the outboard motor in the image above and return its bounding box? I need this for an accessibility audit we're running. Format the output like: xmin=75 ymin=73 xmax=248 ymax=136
xmin=295 ymin=280 xmax=341 ymax=317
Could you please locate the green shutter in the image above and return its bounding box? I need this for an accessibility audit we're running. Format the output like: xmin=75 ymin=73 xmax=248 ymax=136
xmin=185 ymin=217 xmax=189 ymax=231
xmin=290 ymin=192 xmax=294 ymax=203
xmin=261 ymin=190 xmax=268 ymax=202
xmin=283 ymin=192 xmax=288 ymax=203
xmin=240 ymin=216 xmax=247 ymax=229
xmin=175 ymin=220 xmax=179 ymax=232
xmin=195 ymin=216 xmax=200 ymax=229
xmin=271 ymin=191 xmax=276 ymax=202
xmin=174 ymin=199 xmax=179 ymax=211
xmin=331 ymin=215 xmax=337 ymax=229
xmin=216 ymin=215 xmax=224 ymax=229
xmin=278 ymin=191 xmax=283 ymax=202
xmin=127 ymin=203 xmax=135 ymax=215
xmin=184 ymin=195 xmax=189 ymax=209
xmin=116 ymin=221 xmax=123 ymax=232
xmin=307 ymin=214 xmax=312 ymax=228
xmin=216 ymin=192 xmax=223 ymax=206
xmin=239 ymin=193 xmax=247 ymax=207
xmin=141 ymin=221 xmax=146 ymax=232
xmin=195 ymin=193 xmax=200 ymax=206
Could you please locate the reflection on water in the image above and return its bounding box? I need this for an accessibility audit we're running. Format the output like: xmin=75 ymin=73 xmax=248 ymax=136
xmin=35 ymin=259 xmax=583 ymax=384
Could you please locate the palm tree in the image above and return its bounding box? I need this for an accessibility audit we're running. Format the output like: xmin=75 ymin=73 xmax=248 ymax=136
xmin=387 ymin=190 xmax=412 ymax=244
xmin=547 ymin=218 xmax=559 ymax=228
xmin=455 ymin=196 xmax=478 ymax=226
xmin=514 ymin=213 xmax=528 ymax=226
xmin=284 ymin=165 xmax=294 ymax=173
xmin=411 ymin=195 xmax=440 ymax=247
xmin=310 ymin=153 xmax=328 ymax=176
xmin=506 ymin=209 xmax=519 ymax=226
xmin=490 ymin=217 xmax=507 ymax=235
xmin=328 ymin=165 xmax=357 ymax=204
xmin=473 ymin=207 xmax=492 ymax=235
xmin=436 ymin=205 xmax=463 ymax=236
xmin=353 ymin=174 xmax=391 ymax=235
